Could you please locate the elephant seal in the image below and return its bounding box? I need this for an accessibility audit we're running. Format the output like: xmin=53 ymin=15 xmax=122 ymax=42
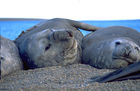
xmin=15 ymin=18 xmax=99 ymax=69
xmin=0 ymin=36 xmax=23 ymax=78
xmin=82 ymin=26 xmax=140 ymax=69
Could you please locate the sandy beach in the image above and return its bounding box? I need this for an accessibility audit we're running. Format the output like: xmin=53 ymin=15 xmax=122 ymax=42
xmin=0 ymin=19 xmax=140 ymax=91
xmin=0 ymin=64 xmax=140 ymax=91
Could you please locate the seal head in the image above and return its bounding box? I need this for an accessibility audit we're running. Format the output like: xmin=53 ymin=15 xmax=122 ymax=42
xmin=83 ymin=37 xmax=140 ymax=69
xmin=82 ymin=26 xmax=140 ymax=69
xmin=0 ymin=36 xmax=23 ymax=77
xmin=112 ymin=38 xmax=140 ymax=66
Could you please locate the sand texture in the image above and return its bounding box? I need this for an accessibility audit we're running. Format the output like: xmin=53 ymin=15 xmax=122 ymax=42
xmin=0 ymin=64 xmax=140 ymax=91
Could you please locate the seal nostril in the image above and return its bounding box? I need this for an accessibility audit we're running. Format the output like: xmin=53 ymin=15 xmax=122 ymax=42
xmin=66 ymin=31 xmax=73 ymax=37
xmin=135 ymin=47 xmax=140 ymax=51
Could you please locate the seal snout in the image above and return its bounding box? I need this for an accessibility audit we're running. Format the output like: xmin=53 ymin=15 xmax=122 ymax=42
xmin=66 ymin=30 xmax=73 ymax=37
xmin=135 ymin=46 xmax=140 ymax=52
xmin=50 ymin=30 xmax=74 ymax=41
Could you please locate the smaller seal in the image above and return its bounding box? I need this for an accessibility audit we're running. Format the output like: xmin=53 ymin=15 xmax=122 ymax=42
xmin=0 ymin=36 xmax=23 ymax=78
xmin=82 ymin=26 xmax=140 ymax=69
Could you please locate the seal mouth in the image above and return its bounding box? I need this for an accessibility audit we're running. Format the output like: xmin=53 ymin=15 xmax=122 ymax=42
xmin=112 ymin=42 xmax=140 ymax=65
xmin=65 ymin=39 xmax=77 ymax=52
xmin=112 ymin=49 xmax=137 ymax=65
xmin=70 ymin=39 xmax=77 ymax=49
xmin=63 ymin=39 xmax=78 ymax=58
xmin=112 ymin=56 xmax=135 ymax=64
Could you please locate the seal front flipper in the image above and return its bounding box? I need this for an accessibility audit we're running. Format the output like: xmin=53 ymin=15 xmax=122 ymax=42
xmin=92 ymin=61 xmax=140 ymax=83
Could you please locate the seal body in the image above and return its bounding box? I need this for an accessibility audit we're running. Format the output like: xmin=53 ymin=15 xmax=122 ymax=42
xmin=82 ymin=26 xmax=140 ymax=69
xmin=0 ymin=36 xmax=22 ymax=77
xmin=15 ymin=18 xmax=99 ymax=69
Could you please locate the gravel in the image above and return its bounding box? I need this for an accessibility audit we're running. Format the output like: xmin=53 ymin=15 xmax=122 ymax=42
xmin=0 ymin=64 xmax=140 ymax=91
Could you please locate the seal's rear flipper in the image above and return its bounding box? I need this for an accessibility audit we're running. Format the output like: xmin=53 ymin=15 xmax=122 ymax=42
xmin=91 ymin=61 xmax=140 ymax=83
xmin=70 ymin=20 xmax=101 ymax=31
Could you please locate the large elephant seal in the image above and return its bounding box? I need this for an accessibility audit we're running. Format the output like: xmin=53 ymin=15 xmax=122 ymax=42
xmin=82 ymin=26 xmax=140 ymax=69
xmin=15 ymin=18 xmax=99 ymax=69
xmin=0 ymin=36 xmax=22 ymax=78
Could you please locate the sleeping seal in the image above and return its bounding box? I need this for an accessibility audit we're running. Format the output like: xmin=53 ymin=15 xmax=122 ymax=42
xmin=82 ymin=26 xmax=140 ymax=69
xmin=15 ymin=18 xmax=99 ymax=69
xmin=0 ymin=36 xmax=22 ymax=78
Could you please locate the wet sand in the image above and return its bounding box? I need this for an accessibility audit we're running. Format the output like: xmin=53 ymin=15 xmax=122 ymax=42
xmin=0 ymin=64 xmax=140 ymax=91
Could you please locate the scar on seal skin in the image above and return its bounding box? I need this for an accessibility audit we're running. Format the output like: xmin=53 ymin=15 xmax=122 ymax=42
xmin=82 ymin=26 xmax=140 ymax=69
xmin=0 ymin=36 xmax=23 ymax=78
xmin=15 ymin=18 xmax=100 ymax=69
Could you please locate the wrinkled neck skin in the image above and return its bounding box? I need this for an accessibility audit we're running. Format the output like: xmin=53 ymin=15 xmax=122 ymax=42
xmin=94 ymin=40 xmax=114 ymax=68
xmin=21 ymin=29 xmax=81 ymax=69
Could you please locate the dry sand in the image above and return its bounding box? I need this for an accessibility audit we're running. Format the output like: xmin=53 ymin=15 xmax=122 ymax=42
xmin=0 ymin=64 xmax=140 ymax=91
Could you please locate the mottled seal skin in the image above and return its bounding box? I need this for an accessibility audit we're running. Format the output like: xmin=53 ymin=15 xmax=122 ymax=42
xmin=15 ymin=18 xmax=99 ymax=69
xmin=82 ymin=26 xmax=140 ymax=69
xmin=0 ymin=36 xmax=23 ymax=78
xmin=90 ymin=61 xmax=140 ymax=83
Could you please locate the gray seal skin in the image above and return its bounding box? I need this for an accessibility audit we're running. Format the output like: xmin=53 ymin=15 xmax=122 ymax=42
xmin=90 ymin=61 xmax=140 ymax=83
xmin=15 ymin=18 xmax=99 ymax=69
xmin=0 ymin=36 xmax=23 ymax=78
xmin=82 ymin=26 xmax=140 ymax=69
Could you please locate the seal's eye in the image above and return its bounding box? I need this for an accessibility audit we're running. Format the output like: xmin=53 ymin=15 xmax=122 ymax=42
xmin=0 ymin=56 xmax=4 ymax=61
xmin=115 ymin=41 xmax=121 ymax=45
xmin=45 ymin=44 xmax=51 ymax=51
